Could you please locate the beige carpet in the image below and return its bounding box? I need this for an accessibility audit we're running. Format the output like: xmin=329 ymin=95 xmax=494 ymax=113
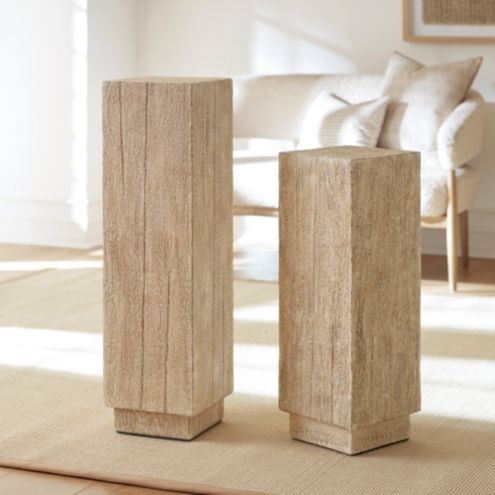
xmin=0 ymin=265 xmax=495 ymax=494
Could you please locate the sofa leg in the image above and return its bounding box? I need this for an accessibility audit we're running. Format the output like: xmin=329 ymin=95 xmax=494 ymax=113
xmin=446 ymin=171 xmax=459 ymax=292
xmin=460 ymin=211 xmax=469 ymax=269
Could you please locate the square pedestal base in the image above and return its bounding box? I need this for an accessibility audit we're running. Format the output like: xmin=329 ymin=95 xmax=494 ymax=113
xmin=289 ymin=414 xmax=410 ymax=455
xmin=114 ymin=400 xmax=224 ymax=440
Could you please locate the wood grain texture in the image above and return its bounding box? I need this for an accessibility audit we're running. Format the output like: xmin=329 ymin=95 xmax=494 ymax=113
xmin=279 ymin=146 xmax=421 ymax=454
xmin=114 ymin=401 xmax=223 ymax=440
xmin=0 ymin=469 xmax=93 ymax=495
xmin=460 ymin=210 xmax=469 ymax=268
xmin=447 ymin=170 xmax=459 ymax=292
xmin=0 ymin=469 xmax=185 ymax=495
xmin=0 ymin=467 xmax=12 ymax=478
xmin=290 ymin=415 xmax=410 ymax=455
xmin=103 ymin=77 xmax=233 ymax=438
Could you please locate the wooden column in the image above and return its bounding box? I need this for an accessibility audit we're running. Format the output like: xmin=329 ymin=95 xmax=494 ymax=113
xmin=103 ymin=77 xmax=233 ymax=440
xmin=279 ymin=146 xmax=421 ymax=455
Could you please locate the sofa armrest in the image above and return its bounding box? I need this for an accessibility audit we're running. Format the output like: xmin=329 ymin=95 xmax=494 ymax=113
xmin=437 ymin=90 xmax=484 ymax=170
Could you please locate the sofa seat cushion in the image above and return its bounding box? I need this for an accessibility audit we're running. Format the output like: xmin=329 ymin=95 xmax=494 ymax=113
xmin=233 ymin=152 xmax=280 ymax=209
xmin=420 ymin=163 xmax=479 ymax=217
xmin=233 ymin=153 xmax=479 ymax=217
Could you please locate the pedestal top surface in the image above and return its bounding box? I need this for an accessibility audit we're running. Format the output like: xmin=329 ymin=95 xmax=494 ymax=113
xmin=280 ymin=145 xmax=419 ymax=162
xmin=105 ymin=76 xmax=231 ymax=85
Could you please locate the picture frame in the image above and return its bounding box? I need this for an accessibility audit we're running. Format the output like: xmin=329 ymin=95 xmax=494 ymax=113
xmin=403 ymin=0 xmax=495 ymax=43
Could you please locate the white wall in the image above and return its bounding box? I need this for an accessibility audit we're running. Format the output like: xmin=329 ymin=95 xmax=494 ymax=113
xmin=0 ymin=0 xmax=136 ymax=247
xmin=87 ymin=0 xmax=137 ymax=244
xmin=136 ymin=0 xmax=495 ymax=258
xmin=0 ymin=0 xmax=74 ymax=244
xmin=2 ymin=0 xmax=493 ymax=253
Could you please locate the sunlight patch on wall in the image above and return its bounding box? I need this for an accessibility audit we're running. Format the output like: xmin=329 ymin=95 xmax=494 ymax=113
xmin=249 ymin=12 xmax=357 ymax=74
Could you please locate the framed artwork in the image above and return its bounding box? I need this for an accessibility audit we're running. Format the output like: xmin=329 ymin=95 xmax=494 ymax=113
xmin=403 ymin=0 xmax=495 ymax=43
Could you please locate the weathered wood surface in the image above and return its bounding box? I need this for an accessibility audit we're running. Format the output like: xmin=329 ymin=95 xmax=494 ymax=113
xmin=279 ymin=146 xmax=421 ymax=454
xmin=103 ymin=77 xmax=233 ymax=439
xmin=114 ymin=401 xmax=224 ymax=441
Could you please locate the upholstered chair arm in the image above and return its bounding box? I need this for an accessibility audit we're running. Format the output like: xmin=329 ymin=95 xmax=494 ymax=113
xmin=437 ymin=90 xmax=484 ymax=170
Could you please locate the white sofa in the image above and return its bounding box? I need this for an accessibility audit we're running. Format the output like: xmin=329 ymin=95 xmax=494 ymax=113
xmin=232 ymin=74 xmax=484 ymax=290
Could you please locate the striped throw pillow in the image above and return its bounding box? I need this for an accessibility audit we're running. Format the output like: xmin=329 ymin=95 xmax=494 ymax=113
xmin=297 ymin=93 xmax=389 ymax=150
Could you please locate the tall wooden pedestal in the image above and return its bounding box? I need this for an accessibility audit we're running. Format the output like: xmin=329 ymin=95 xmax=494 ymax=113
xmin=103 ymin=77 xmax=233 ymax=440
xmin=279 ymin=146 xmax=421 ymax=455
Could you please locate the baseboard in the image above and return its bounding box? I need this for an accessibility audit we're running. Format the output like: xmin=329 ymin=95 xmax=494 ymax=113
xmin=0 ymin=198 xmax=102 ymax=248
xmin=422 ymin=207 xmax=495 ymax=259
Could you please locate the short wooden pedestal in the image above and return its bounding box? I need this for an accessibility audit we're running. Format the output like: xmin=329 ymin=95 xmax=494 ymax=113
xmin=103 ymin=77 xmax=233 ymax=440
xmin=279 ymin=146 xmax=421 ymax=455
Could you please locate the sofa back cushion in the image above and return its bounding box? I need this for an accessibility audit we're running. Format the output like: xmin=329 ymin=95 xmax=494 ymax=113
xmin=233 ymin=74 xmax=382 ymax=140
xmin=378 ymin=52 xmax=482 ymax=152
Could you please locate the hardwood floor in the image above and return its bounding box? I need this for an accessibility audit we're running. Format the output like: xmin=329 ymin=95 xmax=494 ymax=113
xmin=421 ymin=254 xmax=495 ymax=295
xmin=0 ymin=243 xmax=494 ymax=493
xmin=0 ymin=468 xmax=185 ymax=494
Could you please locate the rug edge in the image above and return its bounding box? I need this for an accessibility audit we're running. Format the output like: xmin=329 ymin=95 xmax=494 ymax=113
xmin=0 ymin=456 xmax=267 ymax=495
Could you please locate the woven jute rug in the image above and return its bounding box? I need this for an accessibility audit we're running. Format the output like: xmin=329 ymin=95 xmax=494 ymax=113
xmin=0 ymin=267 xmax=494 ymax=494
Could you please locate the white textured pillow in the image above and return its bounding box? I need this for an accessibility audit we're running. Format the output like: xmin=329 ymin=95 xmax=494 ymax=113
xmin=297 ymin=93 xmax=389 ymax=150
xmin=379 ymin=52 xmax=482 ymax=152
